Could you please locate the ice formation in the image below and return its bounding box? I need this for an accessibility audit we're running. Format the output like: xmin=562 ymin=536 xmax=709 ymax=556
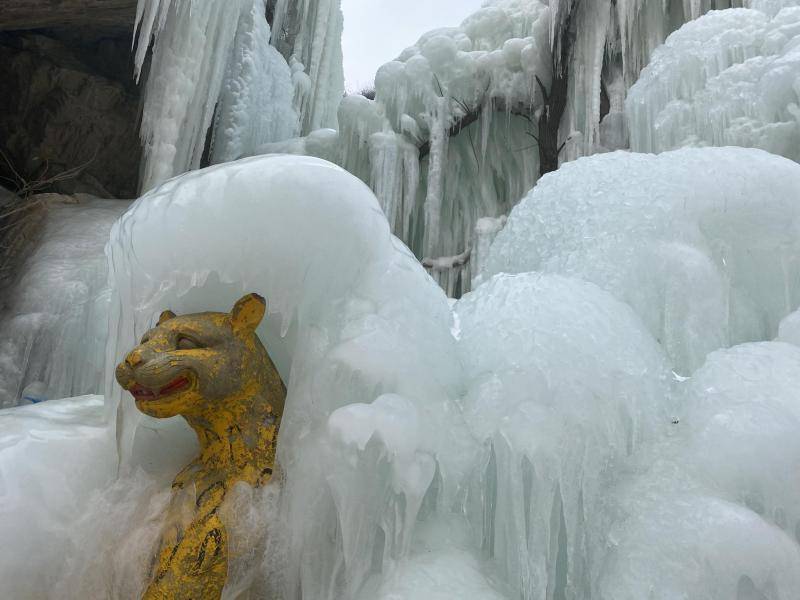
xmin=271 ymin=0 xmax=345 ymax=133
xmin=626 ymin=5 xmax=800 ymax=161
xmin=133 ymin=0 xmax=299 ymax=190
xmin=261 ymin=0 xmax=551 ymax=295
xmin=1 ymin=154 xmax=800 ymax=598
xmin=0 ymin=197 xmax=128 ymax=408
xmin=256 ymin=0 xmax=765 ymax=296
xmin=210 ymin=0 xmax=299 ymax=164
xmin=481 ymin=147 xmax=800 ymax=373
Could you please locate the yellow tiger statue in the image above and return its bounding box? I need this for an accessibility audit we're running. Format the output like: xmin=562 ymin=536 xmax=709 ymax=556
xmin=115 ymin=293 xmax=285 ymax=599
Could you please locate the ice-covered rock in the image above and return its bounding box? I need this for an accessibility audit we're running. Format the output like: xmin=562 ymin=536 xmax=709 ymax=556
xmin=0 ymin=196 xmax=128 ymax=408
xmin=481 ymin=147 xmax=800 ymax=373
xmin=626 ymin=6 xmax=800 ymax=162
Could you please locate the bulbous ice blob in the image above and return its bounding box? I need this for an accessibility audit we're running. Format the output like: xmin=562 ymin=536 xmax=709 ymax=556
xmin=481 ymin=147 xmax=800 ymax=373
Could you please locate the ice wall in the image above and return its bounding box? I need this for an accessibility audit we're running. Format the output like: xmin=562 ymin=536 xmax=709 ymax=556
xmin=0 ymin=197 xmax=128 ymax=408
xmin=480 ymin=147 xmax=800 ymax=374
xmin=626 ymin=6 xmax=800 ymax=161
xmin=455 ymin=272 xmax=671 ymax=599
xmin=133 ymin=0 xmax=299 ymax=191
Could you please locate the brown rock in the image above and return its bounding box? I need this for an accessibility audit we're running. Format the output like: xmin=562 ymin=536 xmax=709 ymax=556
xmin=0 ymin=0 xmax=137 ymax=32
xmin=0 ymin=28 xmax=142 ymax=198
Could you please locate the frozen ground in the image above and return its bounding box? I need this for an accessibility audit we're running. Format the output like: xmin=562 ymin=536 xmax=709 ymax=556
xmin=0 ymin=152 xmax=798 ymax=599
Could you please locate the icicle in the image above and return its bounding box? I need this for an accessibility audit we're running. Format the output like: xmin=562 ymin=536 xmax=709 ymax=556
xmin=422 ymin=97 xmax=450 ymax=260
xmin=271 ymin=0 xmax=345 ymax=133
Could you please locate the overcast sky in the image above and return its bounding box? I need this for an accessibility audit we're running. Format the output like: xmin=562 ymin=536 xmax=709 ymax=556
xmin=341 ymin=0 xmax=485 ymax=92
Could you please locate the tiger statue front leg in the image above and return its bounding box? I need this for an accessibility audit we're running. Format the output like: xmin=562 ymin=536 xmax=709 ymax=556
xmin=143 ymin=474 xmax=229 ymax=600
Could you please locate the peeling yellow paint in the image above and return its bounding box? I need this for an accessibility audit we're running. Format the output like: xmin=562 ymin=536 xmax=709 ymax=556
xmin=115 ymin=293 xmax=285 ymax=599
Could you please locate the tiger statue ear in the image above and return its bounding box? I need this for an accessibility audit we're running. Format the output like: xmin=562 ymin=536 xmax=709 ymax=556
xmin=230 ymin=293 xmax=266 ymax=334
xmin=158 ymin=310 xmax=177 ymax=326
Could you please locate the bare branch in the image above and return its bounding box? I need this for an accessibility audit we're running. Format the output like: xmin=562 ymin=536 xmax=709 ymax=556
xmin=422 ymin=247 xmax=472 ymax=272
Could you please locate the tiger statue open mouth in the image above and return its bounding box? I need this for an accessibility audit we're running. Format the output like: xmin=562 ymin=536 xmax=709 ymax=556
xmin=116 ymin=293 xmax=285 ymax=599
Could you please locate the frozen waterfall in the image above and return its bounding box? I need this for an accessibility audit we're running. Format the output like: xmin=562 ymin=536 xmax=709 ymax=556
xmin=133 ymin=0 xmax=300 ymax=191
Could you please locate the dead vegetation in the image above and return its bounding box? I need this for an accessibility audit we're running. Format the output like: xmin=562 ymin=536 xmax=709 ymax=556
xmin=0 ymin=148 xmax=94 ymax=289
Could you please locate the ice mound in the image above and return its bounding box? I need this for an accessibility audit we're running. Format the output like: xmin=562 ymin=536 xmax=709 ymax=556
xmin=454 ymin=272 xmax=671 ymax=599
xmin=626 ymin=6 xmax=800 ymax=162
xmin=481 ymin=147 xmax=800 ymax=373
xmin=600 ymin=341 xmax=800 ymax=599
xmin=0 ymin=396 xmax=114 ymax=597
xmin=0 ymin=197 xmax=128 ymax=408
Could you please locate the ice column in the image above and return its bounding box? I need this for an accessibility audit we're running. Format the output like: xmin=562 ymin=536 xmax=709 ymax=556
xmin=271 ymin=0 xmax=345 ymax=133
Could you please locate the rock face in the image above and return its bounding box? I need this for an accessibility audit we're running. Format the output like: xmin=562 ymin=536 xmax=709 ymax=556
xmin=0 ymin=1 xmax=137 ymax=32
xmin=0 ymin=4 xmax=142 ymax=199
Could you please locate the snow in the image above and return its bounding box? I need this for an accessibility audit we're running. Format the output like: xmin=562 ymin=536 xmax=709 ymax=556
xmin=1 ymin=154 xmax=800 ymax=597
xmin=626 ymin=6 xmax=800 ymax=162
xmin=134 ymin=0 xmax=299 ymax=190
xmin=0 ymin=197 xmax=128 ymax=408
xmin=480 ymin=147 xmax=800 ymax=374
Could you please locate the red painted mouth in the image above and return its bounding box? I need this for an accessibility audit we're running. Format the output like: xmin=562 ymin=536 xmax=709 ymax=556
xmin=129 ymin=375 xmax=191 ymax=402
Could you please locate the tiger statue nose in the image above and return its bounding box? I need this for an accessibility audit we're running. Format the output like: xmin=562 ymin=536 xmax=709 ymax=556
xmin=126 ymin=348 xmax=146 ymax=368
